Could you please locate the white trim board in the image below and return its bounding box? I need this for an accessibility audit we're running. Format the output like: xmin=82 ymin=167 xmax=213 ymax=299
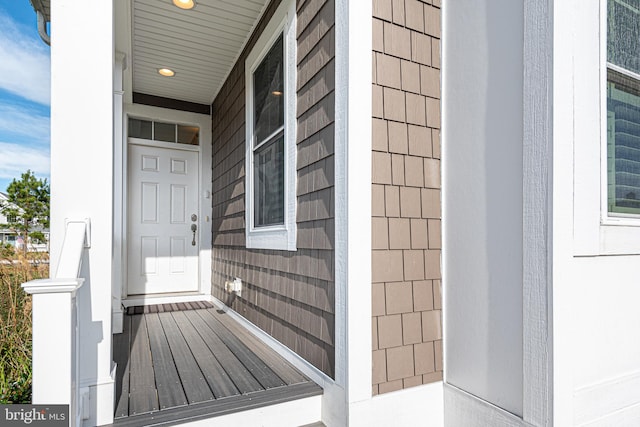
xmin=210 ymin=297 xmax=333 ymax=389
xmin=174 ymin=394 xmax=322 ymax=427
xmin=445 ymin=384 xmax=534 ymax=427
xmin=522 ymin=0 xmax=553 ymax=424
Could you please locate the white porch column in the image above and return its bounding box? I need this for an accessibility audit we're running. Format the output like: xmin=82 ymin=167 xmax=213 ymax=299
xmin=50 ymin=1 xmax=115 ymax=425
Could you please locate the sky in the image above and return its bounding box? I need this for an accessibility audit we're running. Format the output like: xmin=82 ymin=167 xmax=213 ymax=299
xmin=0 ymin=1 xmax=50 ymax=193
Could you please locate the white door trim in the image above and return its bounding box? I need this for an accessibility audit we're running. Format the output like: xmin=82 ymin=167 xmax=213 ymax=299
xmin=114 ymin=103 xmax=212 ymax=309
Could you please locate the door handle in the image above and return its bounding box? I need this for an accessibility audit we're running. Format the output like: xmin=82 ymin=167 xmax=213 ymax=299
xmin=191 ymin=223 xmax=197 ymax=246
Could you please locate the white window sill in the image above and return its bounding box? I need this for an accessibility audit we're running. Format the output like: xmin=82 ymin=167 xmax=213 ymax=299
xmin=246 ymin=226 xmax=296 ymax=251
xmin=599 ymin=223 xmax=640 ymax=255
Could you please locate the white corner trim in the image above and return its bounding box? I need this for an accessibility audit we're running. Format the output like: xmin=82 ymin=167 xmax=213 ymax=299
xmin=445 ymin=384 xmax=534 ymax=427
xmin=574 ymin=371 xmax=640 ymax=425
xmin=334 ymin=0 xmax=373 ymax=409
xmin=244 ymin=0 xmax=297 ymax=251
xmin=440 ymin=0 xmax=449 ymax=390
xmin=522 ymin=0 xmax=553 ymax=424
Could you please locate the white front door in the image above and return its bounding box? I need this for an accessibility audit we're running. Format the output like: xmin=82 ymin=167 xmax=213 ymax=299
xmin=127 ymin=143 xmax=199 ymax=295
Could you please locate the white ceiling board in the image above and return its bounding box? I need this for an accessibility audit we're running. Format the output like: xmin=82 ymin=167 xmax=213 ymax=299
xmin=132 ymin=0 xmax=268 ymax=106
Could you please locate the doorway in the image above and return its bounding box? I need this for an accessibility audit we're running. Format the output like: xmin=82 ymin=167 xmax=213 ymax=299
xmin=127 ymin=143 xmax=200 ymax=295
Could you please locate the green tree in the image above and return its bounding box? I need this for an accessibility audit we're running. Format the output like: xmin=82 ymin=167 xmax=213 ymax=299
xmin=0 ymin=171 xmax=50 ymax=254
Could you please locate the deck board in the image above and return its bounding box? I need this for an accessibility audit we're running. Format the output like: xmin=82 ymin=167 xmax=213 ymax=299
xmin=113 ymin=303 xmax=323 ymax=426
xmin=198 ymin=309 xmax=285 ymax=389
xmin=128 ymin=315 xmax=159 ymax=416
xmin=113 ymin=315 xmax=131 ymax=419
xmin=171 ymin=311 xmax=241 ymax=399
xmin=158 ymin=312 xmax=215 ymax=404
xmin=186 ymin=310 xmax=264 ymax=394
xmin=210 ymin=308 xmax=308 ymax=385
xmin=145 ymin=313 xmax=188 ymax=410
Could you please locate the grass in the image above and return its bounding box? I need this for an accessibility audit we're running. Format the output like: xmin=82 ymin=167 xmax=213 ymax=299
xmin=0 ymin=246 xmax=49 ymax=403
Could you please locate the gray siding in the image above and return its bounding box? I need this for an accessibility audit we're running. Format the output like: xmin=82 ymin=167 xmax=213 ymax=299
xmin=211 ymin=0 xmax=336 ymax=377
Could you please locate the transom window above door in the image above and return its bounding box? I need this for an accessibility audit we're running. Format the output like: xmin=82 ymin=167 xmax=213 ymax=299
xmin=128 ymin=118 xmax=200 ymax=146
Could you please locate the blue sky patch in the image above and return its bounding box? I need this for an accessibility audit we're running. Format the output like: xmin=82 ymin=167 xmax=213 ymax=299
xmin=0 ymin=3 xmax=50 ymax=192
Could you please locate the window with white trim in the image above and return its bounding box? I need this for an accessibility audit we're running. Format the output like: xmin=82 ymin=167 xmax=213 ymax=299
xmin=607 ymin=0 xmax=640 ymax=216
xmin=245 ymin=0 xmax=296 ymax=250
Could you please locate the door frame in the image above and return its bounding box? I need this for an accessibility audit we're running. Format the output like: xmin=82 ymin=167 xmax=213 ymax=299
xmin=114 ymin=103 xmax=212 ymax=324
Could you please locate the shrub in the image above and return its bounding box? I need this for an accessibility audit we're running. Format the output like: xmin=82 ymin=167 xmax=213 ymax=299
xmin=0 ymin=254 xmax=48 ymax=403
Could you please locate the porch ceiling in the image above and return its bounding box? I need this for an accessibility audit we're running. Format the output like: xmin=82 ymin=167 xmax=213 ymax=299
xmin=131 ymin=0 xmax=267 ymax=105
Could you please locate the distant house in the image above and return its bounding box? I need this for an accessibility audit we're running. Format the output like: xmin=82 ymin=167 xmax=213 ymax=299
xmin=21 ymin=0 xmax=640 ymax=426
xmin=0 ymin=191 xmax=49 ymax=252
xmin=0 ymin=192 xmax=16 ymax=245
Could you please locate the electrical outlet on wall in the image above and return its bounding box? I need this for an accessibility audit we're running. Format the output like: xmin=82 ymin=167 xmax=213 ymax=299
xmin=232 ymin=277 xmax=242 ymax=297
xmin=224 ymin=278 xmax=242 ymax=297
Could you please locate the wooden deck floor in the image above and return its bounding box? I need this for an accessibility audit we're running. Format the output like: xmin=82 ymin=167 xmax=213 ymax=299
xmin=112 ymin=302 xmax=322 ymax=426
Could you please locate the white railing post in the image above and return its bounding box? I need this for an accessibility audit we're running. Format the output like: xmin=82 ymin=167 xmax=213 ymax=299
xmin=23 ymin=279 xmax=83 ymax=408
xmin=22 ymin=220 xmax=89 ymax=427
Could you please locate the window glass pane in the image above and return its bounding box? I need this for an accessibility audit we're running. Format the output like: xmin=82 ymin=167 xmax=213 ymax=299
xmin=154 ymin=122 xmax=176 ymax=142
xmin=608 ymin=0 xmax=640 ymax=75
xmin=128 ymin=118 xmax=152 ymax=139
xmin=177 ymin=125 xmax=200 ymax=145
xmin=253 ymin=34 xmax=284 ymax=145
xmin=607 ymin=70 xmax=640 ymax=214
xmin=254 ymin=134 xmax=284 ymax=226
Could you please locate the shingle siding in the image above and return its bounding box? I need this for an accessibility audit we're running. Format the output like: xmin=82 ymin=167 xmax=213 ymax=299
xmin=211 ymin=0 xmax=336 ymax=378
xmin=371 ymin=0 xmax=442 ymax=395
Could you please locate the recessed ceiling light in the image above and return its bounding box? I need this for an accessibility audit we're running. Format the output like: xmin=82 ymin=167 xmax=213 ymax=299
xmin=173 ymin=0 xmax=195 ymax=10
xmin=158 ymin=68 xmax=175 ymax=77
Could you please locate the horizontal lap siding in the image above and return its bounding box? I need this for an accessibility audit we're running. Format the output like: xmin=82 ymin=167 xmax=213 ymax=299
xmin=211 ymin=0 xmax=336 ymax=378
xmin=371 ymin=0 xmax=442 ymax=395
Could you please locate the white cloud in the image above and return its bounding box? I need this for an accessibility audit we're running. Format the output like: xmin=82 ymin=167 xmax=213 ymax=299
xmin=0 ymin=142 xmax=50 ymax=181
xmin=0 ymin=13 xmax=50 ymax=106
xmin=0 ymin=105 xmax=49 ymax=143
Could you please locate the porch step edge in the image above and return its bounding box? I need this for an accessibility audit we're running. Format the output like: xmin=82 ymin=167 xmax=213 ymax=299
xmin=111 ymin=382 xmax=322 ymax=427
